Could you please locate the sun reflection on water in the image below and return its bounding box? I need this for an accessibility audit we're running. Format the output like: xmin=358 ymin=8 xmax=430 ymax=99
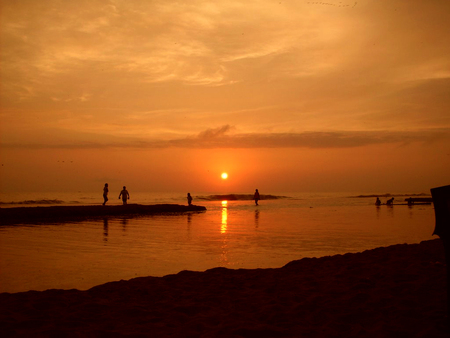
xmin=221 ymin=200 xmax=228 ymax=234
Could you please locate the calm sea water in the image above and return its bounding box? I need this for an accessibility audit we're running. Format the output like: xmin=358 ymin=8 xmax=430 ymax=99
xmin=0 ymin=192 xmax=437 ymax=293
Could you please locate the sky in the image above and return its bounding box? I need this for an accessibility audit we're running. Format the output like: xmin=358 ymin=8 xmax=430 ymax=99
xmin=1 ymin=0 xmax=449 ymax=195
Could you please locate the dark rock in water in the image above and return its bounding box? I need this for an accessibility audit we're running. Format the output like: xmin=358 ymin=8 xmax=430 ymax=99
xmin=197 ymin=194 xmax=289 ymax=201
xmin=0 ymin=204 xmax=206 ymax=225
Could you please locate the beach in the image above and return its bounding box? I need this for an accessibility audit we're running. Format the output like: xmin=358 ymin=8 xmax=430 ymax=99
xmin=0 ymin=239 xmax=448 ymax=337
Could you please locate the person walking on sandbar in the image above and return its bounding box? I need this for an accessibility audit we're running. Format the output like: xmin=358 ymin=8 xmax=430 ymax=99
xmin=103 ymin=183 xmax=109 ymax=206
xmin=119 ymin=186 xmax=130 ymax=205
xmin=253 ymin=189 xmax=260 ymax=206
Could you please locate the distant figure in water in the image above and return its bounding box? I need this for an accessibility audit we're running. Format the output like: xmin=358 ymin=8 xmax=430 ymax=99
xmin=386 ymin=197 xmax=394 ymax=205
xmin=118 ymin=186 xmax=130 ymax=205
xmin=187 ymin=193 xmax=193 ymax=206
xmin=103 ymin=183 xmax=109 ymax=206
xmin=407 ymin=197 xmax=414 ymax=205
xmin=375 ymin=197 xmax=381 ymax=206
xmin=253 ymin=189 xmax=260 ymax=205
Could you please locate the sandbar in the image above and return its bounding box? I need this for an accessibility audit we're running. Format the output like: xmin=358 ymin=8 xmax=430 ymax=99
xmin=0 ymin=204 xmax=206 ymax=225
xmin=0 ymin=239 xmax=448 ymax=337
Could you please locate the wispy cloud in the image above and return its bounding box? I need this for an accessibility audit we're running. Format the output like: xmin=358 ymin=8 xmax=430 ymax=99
xmin=4 ymin=0 xmax=448 ymax=96
xmin=3 ymin=125 xmax=449 ymax=150
xmin=1 ymin=1 xmax=449 ymax=146
xmin=168 ymin=126 xmax=450 ymax=149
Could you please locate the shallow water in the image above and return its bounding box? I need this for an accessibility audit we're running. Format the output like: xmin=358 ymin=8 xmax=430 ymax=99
xmin=0 ymin=194 xmax=436 ymax=293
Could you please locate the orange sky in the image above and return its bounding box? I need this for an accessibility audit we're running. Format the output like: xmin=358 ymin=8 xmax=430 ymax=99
xmin=1 ymin=0 xmax=449 ymax=194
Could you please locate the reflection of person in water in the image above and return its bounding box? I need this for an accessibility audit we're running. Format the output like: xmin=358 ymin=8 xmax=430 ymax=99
xmin=375 ymin=197 xmax=381 ymax=206
xmin=253 ymin=189 xmax=260 ymax=205
xmin=187 ymin=193 xmax=193 ymax=206
xmin=103 ymin=218 xmax=109 ymax=242
xmin=118 ymin=186 xmax=130 ymax=205
xmin=103 ymin=183 xmax=109 ymax=206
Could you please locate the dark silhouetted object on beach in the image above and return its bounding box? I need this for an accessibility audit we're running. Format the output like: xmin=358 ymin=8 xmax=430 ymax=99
xmin=431 ymin=185 xmax=450 ymax=321
xmin=407 ymin=197 xmax=414 ymax=206
xmin=375 ymin=197 xmax=381 ymax=206
xmin=119 ymin=186 xmax=130 ymax=205
xmin=254 ymin=189 xmax=260 ymax=205
xmin=386 ymin=197 xmax=394 ymax=205
xmin=187 ymin=193 xmax=193 ymax=206
xmin=103 ymin=183 xmax=109 ymax=206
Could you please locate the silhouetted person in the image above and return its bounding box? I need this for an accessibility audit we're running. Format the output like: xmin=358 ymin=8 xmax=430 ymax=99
xmin=407 ymin=197 xmax=414 ymax=205
xmin=187 ymin=193 xmax=193 ymax=206
xmin=386 ymin=197 xmax=394 ymax=205
xmin=253 ymin=189 xmax=260 ymax=205
xmin=119 ymin=186 xmax=130 ymax=205
xmin=375 ymin=197 xmax=381 ymax=206
xmin=103 ymin=183 xmax=109 ymax=206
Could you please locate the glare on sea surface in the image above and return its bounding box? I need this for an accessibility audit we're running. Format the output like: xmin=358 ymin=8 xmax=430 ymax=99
xmin=221 ymin=200 xmax=228 ymax=233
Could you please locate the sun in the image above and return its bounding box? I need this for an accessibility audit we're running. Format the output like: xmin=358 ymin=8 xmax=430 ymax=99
xmin=221 ymin=172 xmax=228 ymax=180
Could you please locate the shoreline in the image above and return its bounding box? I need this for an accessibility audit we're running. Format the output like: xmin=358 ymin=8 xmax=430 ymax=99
xmin=0 ymin=204 xmax=206 ymax=225
xmin=0 ymin=239 xmax=448 ymax=337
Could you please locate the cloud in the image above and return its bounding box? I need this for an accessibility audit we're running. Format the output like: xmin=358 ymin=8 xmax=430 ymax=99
xmin=2 ymin=0 xmax=449 ymax=95
xmin=197 ymin=125 xmax=235 ymax=139
xmin=3 ymin=125 xmax=449 ymax=150
xmin=5 ymin=0 xmax=434 ymax=96
xmin=1 ymin=0 xmax=449 ymax=146
xmin=170 ymin=127 xmax=450 ymax=149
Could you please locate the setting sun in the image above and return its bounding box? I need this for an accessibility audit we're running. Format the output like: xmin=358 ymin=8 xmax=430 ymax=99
xmin=221 ymin=172 xmax=228 ymax=180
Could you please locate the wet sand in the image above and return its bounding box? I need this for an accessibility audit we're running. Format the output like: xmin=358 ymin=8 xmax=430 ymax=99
xmin=0 ymin=239 xmax=448 ymax=337
xmin=0 ymin=204 xmax=206 ymax=225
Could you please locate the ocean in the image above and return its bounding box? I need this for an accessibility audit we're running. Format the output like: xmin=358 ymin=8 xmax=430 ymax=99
xmin=0 ymin=192 xmax=437 ymax=293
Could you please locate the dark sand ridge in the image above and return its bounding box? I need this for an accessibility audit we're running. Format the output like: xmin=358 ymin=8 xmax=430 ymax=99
xmin=0 ymin=204 xmax=206 ymax=225
xmin=0 ymin=239 xmax=448 ymax=337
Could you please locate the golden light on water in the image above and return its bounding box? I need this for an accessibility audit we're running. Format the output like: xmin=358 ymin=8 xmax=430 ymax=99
xmin=221 ymin=200 xmax=228 ymax=234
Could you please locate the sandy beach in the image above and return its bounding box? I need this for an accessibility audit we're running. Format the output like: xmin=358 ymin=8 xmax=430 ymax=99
xmin=0 ymin=239 xmax=448 ymax=337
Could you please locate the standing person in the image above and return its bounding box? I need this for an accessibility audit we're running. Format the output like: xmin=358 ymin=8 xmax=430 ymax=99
xmin=375 ymin=197 xmax=381 ymax=206
xmin=187 ymin=193 xmax=193 ymax=206
xmin=118 ymin=186 xmax=130 ymax=205
xmin=103 ymin=183 xmax=109 ymax=206
xmin=253 ymin=189 xmax=260 ymax=206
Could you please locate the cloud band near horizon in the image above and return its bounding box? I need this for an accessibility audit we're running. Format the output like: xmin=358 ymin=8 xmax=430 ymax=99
xmin=3 ymin=126 xmax=449 ymax=150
